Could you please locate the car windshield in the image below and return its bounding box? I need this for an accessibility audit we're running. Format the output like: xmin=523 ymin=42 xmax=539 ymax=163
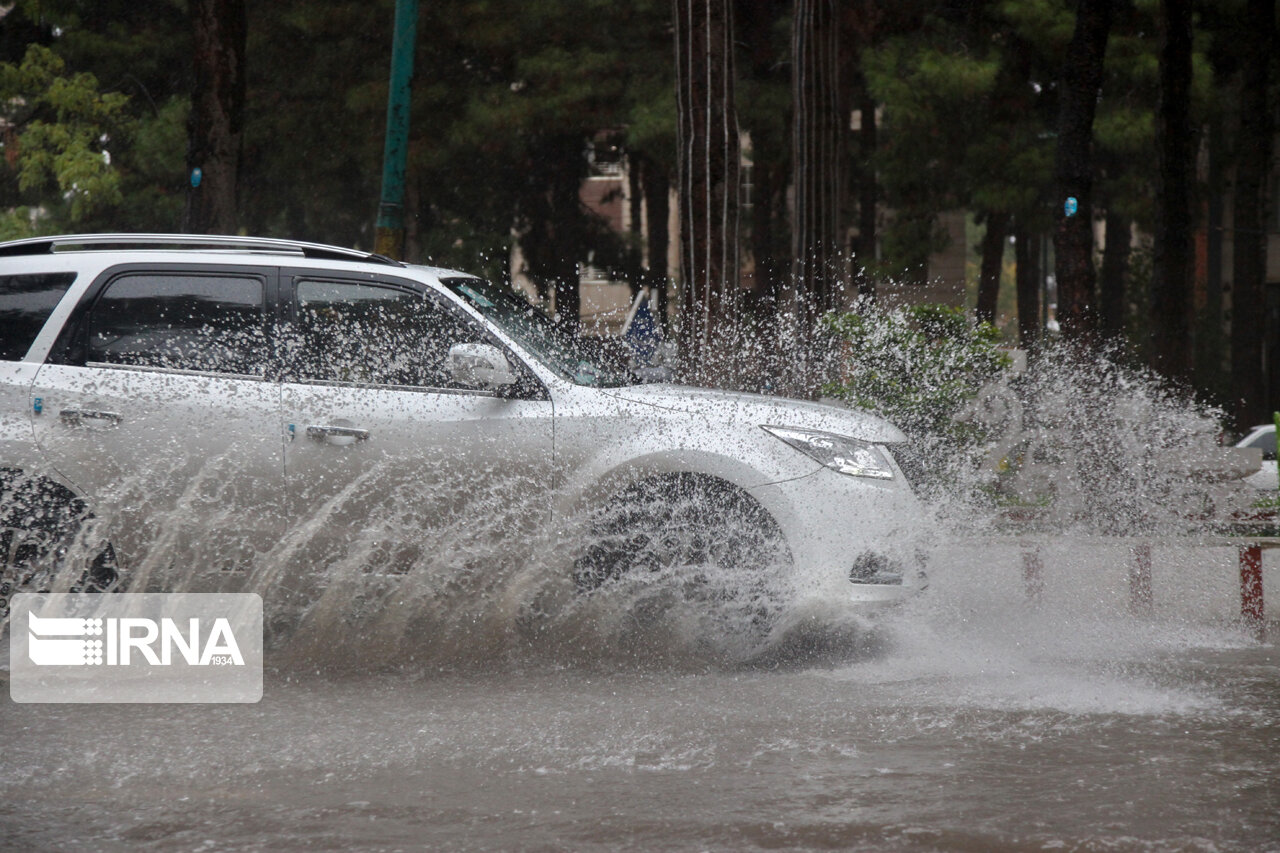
xmin=441 ymin=276 xmax=634 ymax=388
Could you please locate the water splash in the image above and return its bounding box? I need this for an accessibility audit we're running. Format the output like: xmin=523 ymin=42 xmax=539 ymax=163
xmin=3 ymin=305 xmax=1265 ymax=677
xmin=955 ymin=344 xmax=1256 ymax=538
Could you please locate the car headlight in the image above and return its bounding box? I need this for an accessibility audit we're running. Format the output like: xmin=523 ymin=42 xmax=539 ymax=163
xmin=761 ymin=425 xmax=895 ymax=480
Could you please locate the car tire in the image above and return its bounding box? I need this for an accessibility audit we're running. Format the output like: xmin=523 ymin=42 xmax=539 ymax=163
xmin=0 ymin=472 xmax=119 ymax=621
xmin=571 ymin=473 xmax=793 ymax=653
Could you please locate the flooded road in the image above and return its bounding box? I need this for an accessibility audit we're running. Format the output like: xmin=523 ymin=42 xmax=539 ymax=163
xmin=4 ymin=570 xmax=1278 ymax=852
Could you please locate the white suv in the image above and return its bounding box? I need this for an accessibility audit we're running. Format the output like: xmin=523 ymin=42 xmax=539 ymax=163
xmin=0 ymin=234 xmax=926 ymax=630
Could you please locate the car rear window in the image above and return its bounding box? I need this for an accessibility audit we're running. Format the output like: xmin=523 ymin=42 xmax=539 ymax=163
xmin=0 ymin=272 xmax=77 ymax=361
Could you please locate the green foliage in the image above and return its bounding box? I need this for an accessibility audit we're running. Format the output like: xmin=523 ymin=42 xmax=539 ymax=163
xmin=240 ymin=1 xmax=389 ymax=246
xmin=0 ymin=0 xmax=1244 ymax=415
xmin=0 ymin=44 xmax=130 ymax=229
xmin=231 ymin=0 xmax=674 ymax=277
xmin=821 ymin=304 xmax=1011 ymax=443
xmin=996 ymin=0 xmax=1075 ymax=49
xmin=109 ymin=96 xmax=187 ymax=231
xmin=862 ymin=6 xmax=1057 ymax=283
xmin=0 ymin=207 xmax=39 ymax=241
xmin=432 ymin=0 xmax=670 ymax=279
xmin=873 ymin=212 xmax=949 ymax=286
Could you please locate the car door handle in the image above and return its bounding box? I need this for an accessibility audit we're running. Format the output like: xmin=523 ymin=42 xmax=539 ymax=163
xmin=60 ymin=408 xmax=122 ymax=427
xmin=306 ymin=424 xmax=370 ymax=444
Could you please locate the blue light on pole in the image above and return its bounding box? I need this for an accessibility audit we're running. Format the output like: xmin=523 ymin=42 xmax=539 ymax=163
xmin=1064 ymin=196 xmax=1078 ymax=217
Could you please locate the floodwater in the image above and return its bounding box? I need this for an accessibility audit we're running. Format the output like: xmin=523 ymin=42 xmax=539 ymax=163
xmin=3 ymin=544 xmax=1278 ymax=852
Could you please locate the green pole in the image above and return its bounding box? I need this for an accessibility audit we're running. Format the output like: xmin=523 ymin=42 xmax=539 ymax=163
xmin=374 ymin=0 xmax=419 ymax=260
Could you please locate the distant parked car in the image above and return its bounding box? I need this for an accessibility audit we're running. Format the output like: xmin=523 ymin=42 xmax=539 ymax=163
xmin=1235 ymin=424 xmax=1277 ymax=490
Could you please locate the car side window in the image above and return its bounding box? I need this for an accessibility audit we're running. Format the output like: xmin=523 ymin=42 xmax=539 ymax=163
xmin=287 ymin=278 xmax=486 ymax=389
xmin=86 ymin=273 xmax=269 ymax=376
xmin=0 ymin=272 xmax=77 ymax=361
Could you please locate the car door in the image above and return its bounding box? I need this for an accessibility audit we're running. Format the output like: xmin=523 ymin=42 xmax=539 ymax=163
xmin=0 ymin=270 xmax=78 ymax=473
xmin=30 ymin=265 xmax=285 ymax=589
xmin=278 ymin=271 xmax=554 ymax=582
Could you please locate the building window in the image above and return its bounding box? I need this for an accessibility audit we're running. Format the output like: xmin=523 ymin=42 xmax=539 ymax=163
xmin=586 ymin=137 xmax=624 ymax=179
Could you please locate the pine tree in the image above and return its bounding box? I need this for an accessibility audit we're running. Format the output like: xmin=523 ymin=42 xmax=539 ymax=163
xmin=1052 ymin=0 xmax=1113 ymax=343
xmin=184 ymin=0 xmax=246 ymax=234
xmin=1229 ymin=0 xmax=1276 ymax=427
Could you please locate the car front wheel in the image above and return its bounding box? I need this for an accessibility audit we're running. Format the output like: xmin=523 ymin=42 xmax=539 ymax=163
xmin=0 ymin=472 xmax=119 ymax=622
xmin=571 ymin=473 xmax=793 ymax=656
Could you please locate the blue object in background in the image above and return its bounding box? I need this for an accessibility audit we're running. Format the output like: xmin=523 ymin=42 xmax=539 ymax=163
xmin=625 ymin=300 xmax=660 ymax=365
xmin=1064 ymin=196 xmax=1078 ymax=217
xmin=190 ymin=167 xmax=203 ymax=188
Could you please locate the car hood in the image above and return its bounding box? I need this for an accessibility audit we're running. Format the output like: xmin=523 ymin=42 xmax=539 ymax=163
xmin=598 ymin=384 xmax=908 ymax=444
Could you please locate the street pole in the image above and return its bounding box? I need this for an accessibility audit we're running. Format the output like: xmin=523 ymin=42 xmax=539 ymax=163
xmin=374 ymin=0 xmax=419 ymax=260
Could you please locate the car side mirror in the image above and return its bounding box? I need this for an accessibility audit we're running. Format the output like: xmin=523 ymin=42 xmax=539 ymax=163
xmin=446 ymin=342 xmax=517 ymax=392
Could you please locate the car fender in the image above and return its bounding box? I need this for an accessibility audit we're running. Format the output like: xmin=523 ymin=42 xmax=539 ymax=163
xmin=548 ymin=394 xmax=824 ymax=525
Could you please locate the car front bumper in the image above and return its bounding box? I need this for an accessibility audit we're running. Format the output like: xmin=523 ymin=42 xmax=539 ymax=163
xmin=747 ymin=465 xmax=930 ymax=608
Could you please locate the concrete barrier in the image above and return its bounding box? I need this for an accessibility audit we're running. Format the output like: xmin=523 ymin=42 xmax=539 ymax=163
xmin=1238 ymin=543 xmax=1266 ymax=635
xmin=979 ymin=537 xmax=1273 ymax=638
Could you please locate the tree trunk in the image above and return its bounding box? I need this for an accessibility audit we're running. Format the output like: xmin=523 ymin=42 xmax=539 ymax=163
xmin=674 ymin=0 xmax=742 ymax=383
xmin=1230 ymin=0 xmax=1275 ymax=429
xmin=976 ymin=212 xmax=1009 ymax=326
xmin=1099 ymin=211 xmax=1130 ymax=340
xmin=1015 ymin=226 xmax=1040 ymax=351
xmin=855 ymin=90 xmax=878 ymax=299
xmin=641 ymin=154 xmax=671 ymax=333
xmin=519 ymin=134 xmax=589 ymax=334
xmin=1052 ymin=0 xmax=1112 ymax=343
xmin=627 ymin=153 xmax=645 ymax=297
xmin=1150 ymin=0 xmax=1196 ymax=381
xmin=737 ymin=0 xmax=789 ymax=310
xmin=1198 ymin=57 xmax=1228 ymax=393
xmin=183 ymin=0 xmax=246 ymax=234
xmin=749 ymin=157 xmax=787 ymax=307
xmin=549 ymin=161 xmax=583 ymax=333
xmin=792 ymin=0 xmax=844 ymax=316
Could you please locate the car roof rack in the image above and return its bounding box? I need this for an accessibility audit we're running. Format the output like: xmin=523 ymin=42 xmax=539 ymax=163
xmin=0 ymin=234 xmax=405 ymax=267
